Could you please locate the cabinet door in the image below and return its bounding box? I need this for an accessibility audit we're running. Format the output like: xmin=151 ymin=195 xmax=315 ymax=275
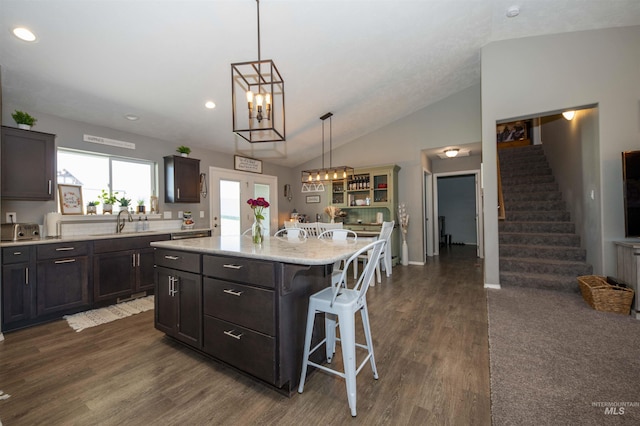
xmin=175 ymin=269 xmax=202 ymax=347
xmin=136 ymin=247 xmax=156 ymax=293
xmin=93 ymin=250 xmax=136 ymax=302
xmin=154 ymin=267 xmax=202 ymax=348
xmin=1 ymin=126 xmax=55 ymax=200
xmin=164 ymin=155 xmax=200 ymax=203
xmin=154 ymin=267 xmax=177 ymax=336
xmin=2 ymin=263 xmax=34 ymax=324
xmin=36 ymin=256 xmax=90 ymax=316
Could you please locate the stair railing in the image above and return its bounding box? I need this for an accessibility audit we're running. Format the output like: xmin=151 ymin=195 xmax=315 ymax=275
xmin=497 ymin=157 xmax=506 ymax=220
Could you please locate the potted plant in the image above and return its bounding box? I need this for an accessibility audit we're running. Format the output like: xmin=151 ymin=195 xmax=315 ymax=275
xmin=99 ymin=190 xmax=119 ymax=214
xmin=117 ymin=196 xmax=132 ymax=212
xmin=137 ymin=199 xmax=146 ymax=214
xmin=176 ymin=145 xmax=191 ymax=157
xmin=86 ymin=201 xmax=100 ymax=215
xmin=12 ymin=110 xmax=37 ymax=130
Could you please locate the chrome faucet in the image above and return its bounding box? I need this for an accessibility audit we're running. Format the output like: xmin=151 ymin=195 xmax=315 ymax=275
xmin=116 ymin=209 xmax=134 ymax=233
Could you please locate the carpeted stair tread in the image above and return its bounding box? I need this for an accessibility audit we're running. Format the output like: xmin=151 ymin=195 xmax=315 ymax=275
xmin=505 ymin=199 xmax=566 ymax=211
xmin=502 ymin=191 xmax=563 ymax=201
xmin=501 ymin=175 xmax=556 ymax=185
xmin=500 ymin=256 xmax=593 ymax=276
xmin=499 ymin=243 xmax=586 ymax=261
xmin=499 ymin=232 xmax=580 ymax=246
xmin=499 ymin=221 xmax=575 ymax=233
xmin=505 ymin=210 xmax=570 ymax=221
xmin=499 ymin=271 xmax=579 ymax=292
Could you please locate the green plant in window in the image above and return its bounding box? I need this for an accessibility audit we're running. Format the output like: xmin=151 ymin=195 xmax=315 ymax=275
xmin=118 ymin=196 xmax=132 ymax=207
xmin=99 ymin=190 xmax=118 ymax=205
xmin=87 ymin=201 xmax=100 ymax=206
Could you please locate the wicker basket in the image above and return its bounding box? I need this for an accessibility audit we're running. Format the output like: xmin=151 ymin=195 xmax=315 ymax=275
xmin=577 ymin=275 xmax=634 ymax=315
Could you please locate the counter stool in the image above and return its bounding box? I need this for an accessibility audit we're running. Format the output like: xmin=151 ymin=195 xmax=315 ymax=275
xmin=298 ymin=239 xmax=386 ymax=417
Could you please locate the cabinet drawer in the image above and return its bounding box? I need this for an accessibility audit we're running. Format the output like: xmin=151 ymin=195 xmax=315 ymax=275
xmin=203 ymin=278 xmax=274 ymax=335
xmin=2 ymin=246 xmax=32 ymax=264
xmin=37 ymin=241 xmax=90 ymax=260
xmin=94 ymin=234 xmax=170 ymax=253
xmin=203 ymin=316 xmax=276 ymax=385
xmin=154 ymin=249 xmax=200 ymax=273
xmin=203 ymin=255 xmax=275 ymax=288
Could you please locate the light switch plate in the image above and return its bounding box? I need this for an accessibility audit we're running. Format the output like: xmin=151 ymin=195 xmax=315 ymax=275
xmin=199 ymin=211 xmax=204 ymax=218
xmin=163 ymin=211 xmax=172 ymax=219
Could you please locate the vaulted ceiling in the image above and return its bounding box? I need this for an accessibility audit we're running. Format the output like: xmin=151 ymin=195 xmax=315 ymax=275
xmin=2 ymin=0 xmax=640 ymax=167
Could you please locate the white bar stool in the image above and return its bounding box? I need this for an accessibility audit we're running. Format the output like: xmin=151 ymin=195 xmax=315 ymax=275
xmin=298 ymin=239 xmax=386 ymax=417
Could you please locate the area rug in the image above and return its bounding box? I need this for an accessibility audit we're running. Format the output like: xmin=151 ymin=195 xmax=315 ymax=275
xmin=63 ymin=295 xmax=154 ymax=332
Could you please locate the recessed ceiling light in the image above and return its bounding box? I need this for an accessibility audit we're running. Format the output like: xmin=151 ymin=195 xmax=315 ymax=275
xmin=205 ymin=101 xmax=216 ymax=109
xmin=506 ymin=6 xmax=520 ymax=18
xmin=124 ymin=114 xmax=139 ymax=121
xmin=12 ymin=27 xmax=37 ymax=42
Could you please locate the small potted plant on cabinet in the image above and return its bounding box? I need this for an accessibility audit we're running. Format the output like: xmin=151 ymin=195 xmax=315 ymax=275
xmin=99 ymin=190 xmax=119 ymax=214
xmin=86 ymin=200 xmax=99 ymax=215
xmin=118 ymin=196 xmax=132 ymax=212
xmin=11 ymin=110 xmax=37 ymax=130
xmin=176 ymin=145 xmax=191 ymax=157
xmin=137 ymin=199 xmax=146 ymax=214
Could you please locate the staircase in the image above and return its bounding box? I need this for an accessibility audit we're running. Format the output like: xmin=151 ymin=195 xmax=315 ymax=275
xmin=498 ymin=144 xmax=592 ymax=292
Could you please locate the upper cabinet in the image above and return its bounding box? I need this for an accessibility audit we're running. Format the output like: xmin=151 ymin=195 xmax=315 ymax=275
xmin=164 ymin=155 xmax=200 ymax=203
xmin=330 ymin=164 xmax=400 ymax=210
xmin=1 ymin=126 xmax=56 ymax=200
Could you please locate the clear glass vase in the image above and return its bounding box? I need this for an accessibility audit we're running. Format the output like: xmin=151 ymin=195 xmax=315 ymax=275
xmin=252 ymin=217 xmax=264 ymax=244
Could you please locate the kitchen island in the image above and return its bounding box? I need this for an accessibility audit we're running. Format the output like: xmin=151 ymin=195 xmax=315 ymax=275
xmin=150 ymin=235 xmax=371 ymax=394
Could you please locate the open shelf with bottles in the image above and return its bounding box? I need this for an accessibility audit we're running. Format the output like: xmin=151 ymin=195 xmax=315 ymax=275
xmin=330 ymin=165 xmax=399 ymax=209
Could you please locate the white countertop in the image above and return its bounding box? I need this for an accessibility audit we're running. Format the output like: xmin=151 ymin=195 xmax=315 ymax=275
xmin=151 ymin=235 xmax=374 ymax=266
xmin=0 ymin=228 xmax=210 ymax=248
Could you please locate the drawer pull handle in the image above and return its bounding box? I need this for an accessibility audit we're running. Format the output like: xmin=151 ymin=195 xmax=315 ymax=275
xmin=56 ymin=247 xmax=76 ymax=251
xmin=54 ymin=259 xmax=76 ymax=264
xmin=164 ymin=255 xmax=180 ymax=260
xmin=222 ymin=264 xmax=243 ymax=270
xmin=13 ymin=251 xmax=22 ymax=255
xmin=223 ymin=330 xmax=243 ymax=340
xmin=223 ymin=289 xmax=243 ymax=297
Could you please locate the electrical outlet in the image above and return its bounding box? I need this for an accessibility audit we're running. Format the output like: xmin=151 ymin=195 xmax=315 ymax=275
xmin=199 ymin=211 xmax=204 ymax=218
xmin=6 ymin=212 xmax=17 ymax=223
xmin=178 ymin=211 xmax=183 ymax=219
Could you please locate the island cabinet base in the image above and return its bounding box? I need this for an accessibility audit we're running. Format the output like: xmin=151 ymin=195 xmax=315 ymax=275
xmin=155 ymin=249 xmax=330 ymax=395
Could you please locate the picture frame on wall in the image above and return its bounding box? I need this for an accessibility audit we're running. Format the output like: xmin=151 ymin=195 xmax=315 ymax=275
xmin=496 ymin=120 xmax=528 ymax=142
xmin=58 ymin=184 xmax=83 ymax=215
xmin=306 ymin=195 xmax=320 ymax=204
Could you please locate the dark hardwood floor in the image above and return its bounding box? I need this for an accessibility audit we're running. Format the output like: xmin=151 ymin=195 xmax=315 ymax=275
xmin=0 ymin=245 xmax=490 ymax=425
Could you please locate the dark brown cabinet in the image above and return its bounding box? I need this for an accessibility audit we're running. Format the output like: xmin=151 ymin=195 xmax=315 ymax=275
xmin=1 ymin=246 xmax=35 ymax=325
xmin=1 ymin=126 xmax=55 ymax=200
xmin=164 ymin=155 xmax=200 ymax=203
xmin=36 ymin=242 xmax=90 ymax=317
xmin=93 ymin=234 xmax=170 ymax=303
xmin=154 ymin=249 xmax=202 ymax=348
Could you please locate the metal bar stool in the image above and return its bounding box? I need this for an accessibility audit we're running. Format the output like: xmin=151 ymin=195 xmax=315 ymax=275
xmin=298 ymin=239 xmax=386 ymax=417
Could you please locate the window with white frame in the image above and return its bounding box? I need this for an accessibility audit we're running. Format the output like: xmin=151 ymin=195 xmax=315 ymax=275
xmin=57 ymin=148 xmax=156 ymax=213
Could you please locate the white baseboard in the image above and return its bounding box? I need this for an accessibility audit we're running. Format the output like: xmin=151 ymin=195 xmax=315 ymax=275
xmin=484 ymin=283 xmax=501 ymax=289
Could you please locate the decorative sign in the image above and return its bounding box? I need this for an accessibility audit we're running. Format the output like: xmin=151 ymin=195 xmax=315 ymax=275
xmin=234 ymin=155 xmax=263 ymax=174
xmin=84 ymin=134 xmax=136 ymax=150
xmin=306 ymin=195 xmax=320 ymax=204
xmin=58 ymin=184 xmax=83 ymax=215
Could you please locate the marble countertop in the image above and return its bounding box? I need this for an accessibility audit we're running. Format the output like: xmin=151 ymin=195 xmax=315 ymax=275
xmin=151 ymin=235 xmax=374 ymax=266
xmin=0 ymin=228 xmax=210 ymax=248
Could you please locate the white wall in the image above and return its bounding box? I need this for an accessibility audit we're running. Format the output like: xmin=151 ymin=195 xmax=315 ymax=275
xmin=482 ymin=25 xmax=640 ymax=286
xmin=294 ymin=84 xmax=482 ymax=263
